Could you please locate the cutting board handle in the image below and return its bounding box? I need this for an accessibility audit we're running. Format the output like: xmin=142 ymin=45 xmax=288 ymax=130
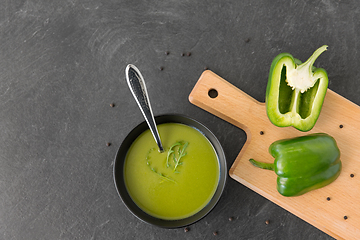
xmin=189 ymin=70 xmax=267 ymax=135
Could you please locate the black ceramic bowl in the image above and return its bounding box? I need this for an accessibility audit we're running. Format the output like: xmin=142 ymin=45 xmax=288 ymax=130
xmin=113 ymin=114 xmax=227 ymax=228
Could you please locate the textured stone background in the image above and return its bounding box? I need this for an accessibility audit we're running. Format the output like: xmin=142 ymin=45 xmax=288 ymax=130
xmin=1 ymin=0 xmax=358 ymax=239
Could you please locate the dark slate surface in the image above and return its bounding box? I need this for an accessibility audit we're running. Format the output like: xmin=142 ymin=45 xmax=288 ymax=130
xmin=1 ymin=0 xmax=358 ymax=239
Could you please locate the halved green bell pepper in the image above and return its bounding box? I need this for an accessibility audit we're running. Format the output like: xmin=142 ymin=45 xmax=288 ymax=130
xmin=249 ymin=133 xmax=342 ymax=197
xmin=266 ymin=45 xmax=329 ymax=132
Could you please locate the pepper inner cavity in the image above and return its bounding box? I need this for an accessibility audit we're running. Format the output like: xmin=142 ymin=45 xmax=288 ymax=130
xmin=278 ymin=65 xmax=320 ymax=119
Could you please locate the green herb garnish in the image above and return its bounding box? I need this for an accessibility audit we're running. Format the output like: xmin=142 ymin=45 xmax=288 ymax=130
xmin=145 ymin=141 xmax=189 ymax=182
xmin=166 ymin=142 xmax=181 ymax=167
xmin=146 ymin=148 xmax=176 ymax=183
xmin=166 ymin=141 xmax=189 ymax=172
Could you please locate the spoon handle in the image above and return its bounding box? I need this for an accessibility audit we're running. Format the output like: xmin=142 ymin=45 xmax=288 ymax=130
xmin=125 ymin=64 xmax=164 ymax=152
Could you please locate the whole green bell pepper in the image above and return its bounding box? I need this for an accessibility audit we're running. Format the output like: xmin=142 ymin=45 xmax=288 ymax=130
xmin=249 ymin=133 xmax=342 ymax=197
xmin=266 ymin=45 xmax=329 ymax=132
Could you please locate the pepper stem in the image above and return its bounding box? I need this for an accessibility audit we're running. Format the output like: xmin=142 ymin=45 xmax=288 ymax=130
xmin=297 ymin=45 xmax=328 ymax=74
xmin=286 ymin=45 xmax=328 ymax=93
xmin=249 ymin=159 xmax=274 ymax=171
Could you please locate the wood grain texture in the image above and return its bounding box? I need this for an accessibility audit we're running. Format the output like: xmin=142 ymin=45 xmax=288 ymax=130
xmin=189 ymin=70 xmax=360 ymax=240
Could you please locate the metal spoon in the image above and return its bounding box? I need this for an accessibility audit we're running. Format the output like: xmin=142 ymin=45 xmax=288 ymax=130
xmin=125 ymin=64 xmax=164 ymax=152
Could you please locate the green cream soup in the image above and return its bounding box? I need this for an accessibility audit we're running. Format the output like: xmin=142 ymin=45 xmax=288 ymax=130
xmin=124 ymin=123 xmax=219 ymax=220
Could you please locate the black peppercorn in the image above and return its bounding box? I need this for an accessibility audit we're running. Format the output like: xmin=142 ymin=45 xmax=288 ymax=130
xmin=344 ymin=216 xmax=348 ymax=220
xmin=339 ymin=124 xmax=344 ymax=128
xmin=187 ymin=52 xmax=191 ymax=56
xmin=213 ymin=231 xmax=218 ymax=236
xmin=106 ymin=142 xmax=111 ymax=147
xmin=350 ymin=174 xmax=355 ymax=178
xmin=229 ymin=217 xmax=234 ymax=221
xmin=326 ymin=197 xmax=331 ymax=201
xmin=260 ymin=131 xmax=264 ymax=135
xmin=110 ymin=103 xmax=115 ymax=107
xmin=184 ymin=227 xmax=189 ymax=232
xmin=265 ymin=220 xmax=270 ymax=225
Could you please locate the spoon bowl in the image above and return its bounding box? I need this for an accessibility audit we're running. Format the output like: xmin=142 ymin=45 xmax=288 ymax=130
xmin=125 ymin=64 xmax=164 ymax=152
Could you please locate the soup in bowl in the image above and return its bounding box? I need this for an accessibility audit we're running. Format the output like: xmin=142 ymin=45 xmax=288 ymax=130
xmin=113 ymin=114 xmax=227 ymax=228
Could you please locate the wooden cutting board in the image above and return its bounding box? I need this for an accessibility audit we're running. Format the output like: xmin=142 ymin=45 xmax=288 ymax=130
xmin=189 ymin=70 xmax=360 ymax=240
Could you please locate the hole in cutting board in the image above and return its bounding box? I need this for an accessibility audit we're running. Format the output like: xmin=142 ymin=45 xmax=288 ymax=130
xmin=208 ymin=89 xmax=218 ymax=98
